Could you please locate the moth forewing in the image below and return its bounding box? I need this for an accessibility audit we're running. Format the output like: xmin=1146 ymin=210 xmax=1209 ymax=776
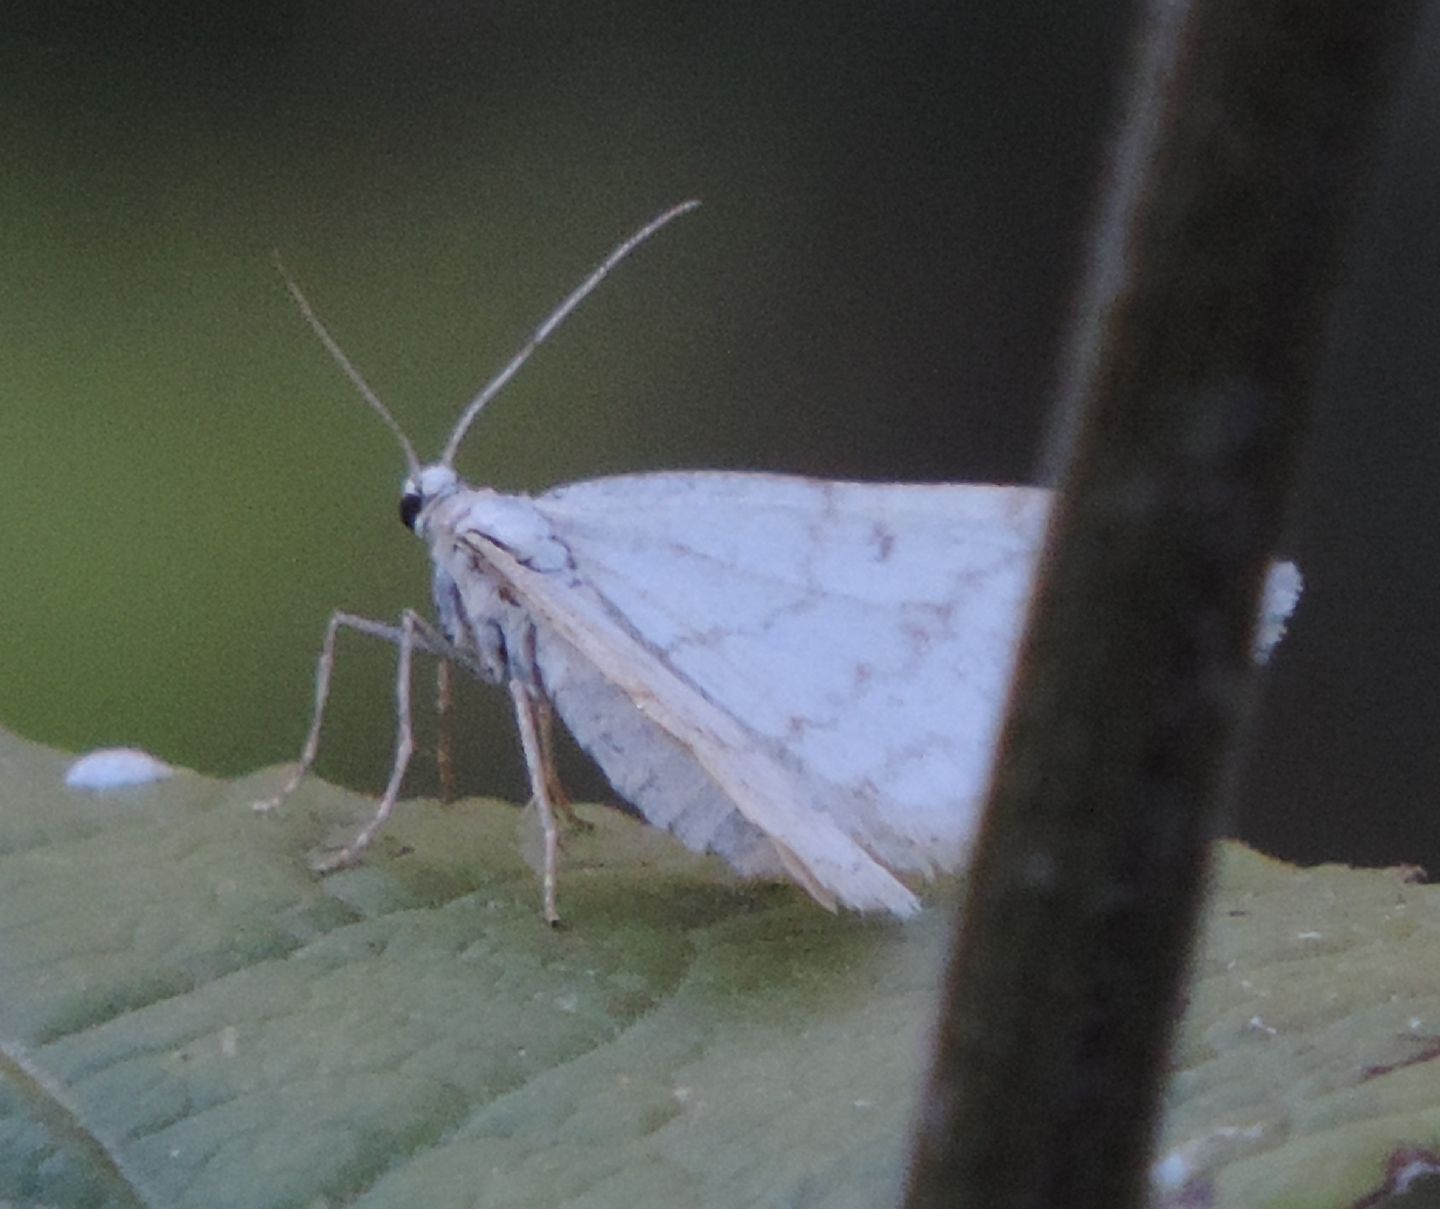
xmin=529 ymin=472 xmax=1055 ymax=871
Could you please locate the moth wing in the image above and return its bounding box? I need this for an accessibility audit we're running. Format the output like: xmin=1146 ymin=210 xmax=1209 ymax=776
xmin=534 ymin=472 xmax=1051 ymax=872
xmin=445 ymin=522 xmax=922 ymax=916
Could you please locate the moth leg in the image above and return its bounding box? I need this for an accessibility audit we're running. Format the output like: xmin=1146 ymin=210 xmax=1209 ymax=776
xmin=311 ymin=610 xmax=422 ymax=872
xmin=510 ymin=679 xmax=563 ymax=926
xmin=253 ymin=609 xmax=374 ymax=815
xmin=536 ymin=696 xmax=590 ymax=833
xmin=254 ymin=608 xmax=457 ymax=817
xmin=435 ymin=660 xmax=457 ymax=804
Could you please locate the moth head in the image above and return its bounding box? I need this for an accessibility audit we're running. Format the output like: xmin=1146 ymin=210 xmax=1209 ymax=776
xmin=400 ymin=465 xmax=460 ymax=533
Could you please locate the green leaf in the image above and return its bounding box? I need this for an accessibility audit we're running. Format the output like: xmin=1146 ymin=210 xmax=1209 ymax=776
xmin=0 ymin=729 xmax=941 ymax=1208
xmin=3 ymin=725 xmax=1439 ymax=1208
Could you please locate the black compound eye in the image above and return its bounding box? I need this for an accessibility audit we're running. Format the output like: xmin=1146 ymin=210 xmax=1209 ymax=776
xmin=399 ymin=493 xmax=422 ymax=530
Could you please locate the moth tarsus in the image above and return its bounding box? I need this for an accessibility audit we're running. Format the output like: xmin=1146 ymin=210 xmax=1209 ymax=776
xmin=347 ymin=609 xmax=421 ymax=862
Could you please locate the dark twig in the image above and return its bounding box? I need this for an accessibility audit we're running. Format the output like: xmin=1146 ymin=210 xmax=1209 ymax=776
xmin=904 ymin=3 xmax=1419 ymax=1207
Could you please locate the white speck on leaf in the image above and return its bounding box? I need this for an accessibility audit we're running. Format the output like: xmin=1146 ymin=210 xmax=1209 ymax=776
xmin=64 ymin=747 xmax=174 ymax=791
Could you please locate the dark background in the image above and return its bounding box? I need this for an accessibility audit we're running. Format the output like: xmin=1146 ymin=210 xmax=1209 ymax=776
xmin=2 ymin=3 xmax=1437 ymax=873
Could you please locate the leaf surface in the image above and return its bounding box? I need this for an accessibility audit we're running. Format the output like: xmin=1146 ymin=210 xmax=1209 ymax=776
xmin=1 ymin=727 xmax=1437 ymax=1208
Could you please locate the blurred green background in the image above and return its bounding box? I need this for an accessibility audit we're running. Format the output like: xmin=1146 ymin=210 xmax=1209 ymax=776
xmin=4 ymin=3 xmax=1439 ymax=871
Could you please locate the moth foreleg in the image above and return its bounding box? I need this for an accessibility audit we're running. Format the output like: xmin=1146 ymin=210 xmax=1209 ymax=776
xmin=510 ymin=679 xmax=563 ymax=926
xmin=253 ymin=608 xmax=459 ymax=818
xmin=310 ymin=609 xmax=424 ymax=871
xmin=254 ymin=609 xmax=377 ymax=815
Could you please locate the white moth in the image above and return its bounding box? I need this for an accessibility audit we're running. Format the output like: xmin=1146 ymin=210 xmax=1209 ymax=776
xmin=258 ymin=201 xmax=1302 ymax=922
xmin=66 ymin=747 xmax=174 ymax=791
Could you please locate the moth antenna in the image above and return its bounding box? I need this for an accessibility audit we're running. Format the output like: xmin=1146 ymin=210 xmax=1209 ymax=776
xmin=275 ymin=254 xmax=422 ymax=476
xmin=440 ymin=198 xmax=702 ymax=468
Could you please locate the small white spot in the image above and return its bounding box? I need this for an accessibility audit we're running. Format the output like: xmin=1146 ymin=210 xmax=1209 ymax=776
xmin=1246 ymin=1015 xmax=1277 ymax=1036
xmin=1296 ymin=931 xmax=1322 ymax=940
xmin=673 ymin=1086 xmax=692 ymax=1104
xmin=220 ymin=1026 xmax=239 ymax=1058
xmin=554 ymin=992 xmax=579 ymax=1013
xmin=1151 ymin=1150 xmax=1190 ymax=1194
xmin=65 ymin=747 xmax=173 ymax=791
